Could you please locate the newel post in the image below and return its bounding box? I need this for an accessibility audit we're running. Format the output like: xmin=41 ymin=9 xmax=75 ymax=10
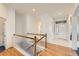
xmin=45 ymin=33 xmax=47 ymax=48
xmin=34 ymin=36 xmax=37 ymax=56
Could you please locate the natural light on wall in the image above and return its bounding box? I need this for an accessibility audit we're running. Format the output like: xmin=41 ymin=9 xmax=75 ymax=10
xmin=38 ymin=21 xmax=41 ymax=34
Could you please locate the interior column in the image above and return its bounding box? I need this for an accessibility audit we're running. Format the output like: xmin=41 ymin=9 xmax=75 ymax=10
xmin=72 ymin=16 xmax=77 ymax=50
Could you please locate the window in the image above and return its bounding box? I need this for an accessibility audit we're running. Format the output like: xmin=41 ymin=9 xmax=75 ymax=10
xmin=55 ymin=20 xmax=67 ymax=35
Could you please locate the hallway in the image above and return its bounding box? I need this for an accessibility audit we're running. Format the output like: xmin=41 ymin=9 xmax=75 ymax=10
xmin=0 ymin=3 xmax=79 ymax=56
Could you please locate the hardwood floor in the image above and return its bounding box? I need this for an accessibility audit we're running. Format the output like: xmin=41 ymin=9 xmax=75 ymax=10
xmin=0 ymin=43 xmax=77 ymax=56
xmin=38 ymin=43 xmax=77 ymax=56
xmin=0 ymin=47 xmax=23 ymax=56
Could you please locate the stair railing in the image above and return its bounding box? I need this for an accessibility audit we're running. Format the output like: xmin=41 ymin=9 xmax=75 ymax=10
xmin=13 ymin=33 xmax=47 ymax=56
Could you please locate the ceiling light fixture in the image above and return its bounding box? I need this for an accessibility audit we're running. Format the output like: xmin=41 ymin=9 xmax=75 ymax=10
xmin=32 ymin=8 xmax=36 ymax=12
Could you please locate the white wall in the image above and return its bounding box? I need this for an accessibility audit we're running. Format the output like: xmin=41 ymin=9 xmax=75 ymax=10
xmin=77 ymin=17 xmax=79 ymax=34
xmin=5 ymin=7 xmax=15 ymax=49
xmin=15 ymin=13 xmax=36 ymax=35
xmin=0 ymin=17 xmax=6 ymax=46
xmin=0 ymin=4 xmax=7 ymax=45
xmin=77 ymin=17 xmax=79 ymax=47
xmin=25 ymin=14 xmax=37 ymax=34
xmin=0 ymin=4 xmax=11 ymax=48
xmin=15 ymin=13 xmax=26 ymax=35
xmin=40 ymin=13 xmax=54 ymax=44
xmin=0 ymin=4 xmax=8 ymax=19
xmin=72 ymin=16 xmax=77 ymax=50
xmin=0 ymin=4 xmax=15 ymax=49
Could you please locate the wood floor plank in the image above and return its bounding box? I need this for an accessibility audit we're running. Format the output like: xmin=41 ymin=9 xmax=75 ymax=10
xmin=38 ymin=43 xmax=77 ymax=56
xmin=0 ymin=47 xmax=23 ymax=56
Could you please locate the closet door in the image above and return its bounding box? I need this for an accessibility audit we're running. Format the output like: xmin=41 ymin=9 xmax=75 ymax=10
xmin=0 ymin=18 xmax=5 ymax=46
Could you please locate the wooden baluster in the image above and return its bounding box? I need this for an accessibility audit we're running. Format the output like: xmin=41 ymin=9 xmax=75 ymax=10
xmin=34 ymin=36 xmax=37 ymax=56
xmin=45 ymin=33 xmax=47 ymax=48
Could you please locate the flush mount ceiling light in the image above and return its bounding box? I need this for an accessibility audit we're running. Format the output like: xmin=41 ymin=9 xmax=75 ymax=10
xmin=32 ymin=8 xmax=36 ymax=12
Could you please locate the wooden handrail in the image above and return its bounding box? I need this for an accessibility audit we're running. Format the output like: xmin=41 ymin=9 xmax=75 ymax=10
xmin=14 ymin=33 xmax=47 ymax=56
xmin=26 ymin=34 xmax=46 ymax=50
xmin=27 ymin=33 xmax=45 ymax=36
xmin=13 ymin=34 xmax=34 ymax=40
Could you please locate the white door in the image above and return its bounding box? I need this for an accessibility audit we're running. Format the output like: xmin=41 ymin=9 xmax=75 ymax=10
xmin=0 ymin=17 xmax=5 ymax=46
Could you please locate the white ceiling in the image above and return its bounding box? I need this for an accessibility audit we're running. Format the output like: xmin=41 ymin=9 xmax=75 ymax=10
xmin=5 ymin=3 xmax=76 ymax=18
xmin=72 ymin=4 xmax=79 ymax=16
